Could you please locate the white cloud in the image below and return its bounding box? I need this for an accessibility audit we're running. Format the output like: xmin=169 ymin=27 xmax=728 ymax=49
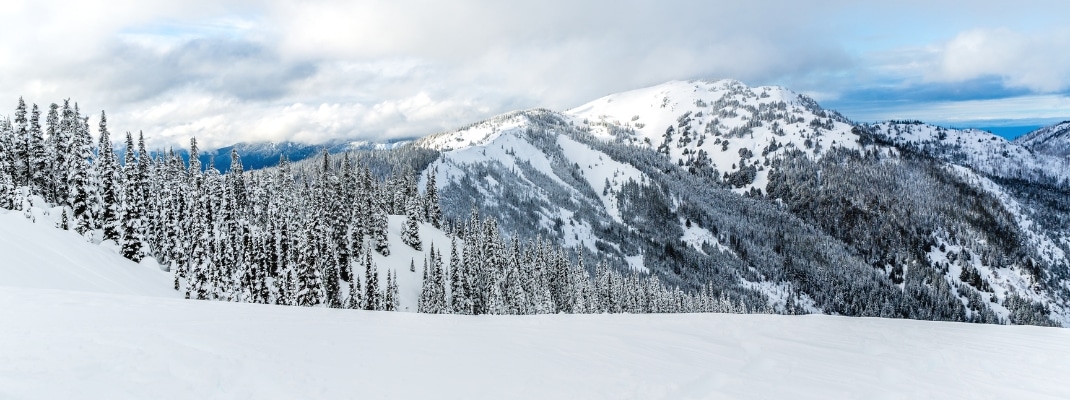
xmin=3 ymin=0 xmax=1070 ymax=149
xmin=931 ymin=28 xmax=1070 ymax=92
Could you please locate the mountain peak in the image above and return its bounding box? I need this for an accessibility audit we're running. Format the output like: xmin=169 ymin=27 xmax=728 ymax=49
xmin=565 ymin=78 xmax=857 ymax=193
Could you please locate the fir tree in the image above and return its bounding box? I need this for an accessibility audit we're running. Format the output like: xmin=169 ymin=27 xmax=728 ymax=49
xmin=372 ymin=207 xmax=390 ymax=256
xmin=363 ymin=249 xmax=381 ymax=310
xmin=68 ymin=108 xmax=94 ymax=234
xmin=120 ymin=132 xmax=148 ymax=262
xmin=28 ymin=104 xmax=48 ymax=196
xmin=13 ymin=97 xmax=28 ymax=186
xmin=448 ymin=238 xmax=469 ymax=314
xmin=424 ymin=167 xmax=441 ymax=228
xmin=384 ymin=270 xmax=399 ymax=311
xmin=96 ymin=111 xmax=122 ymax=242
xmin=401 ymin=196 xmax=422 ymax=250
xmin=347 ymin=272 xmax=363 ymax=309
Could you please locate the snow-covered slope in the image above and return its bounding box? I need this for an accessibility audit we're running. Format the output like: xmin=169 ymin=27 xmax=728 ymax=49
xmin=567 ymin=79 xmax=859 ymax=193
xmin=866 ymin=121 xmax=1070 ymax=185
xmin=1017 ymin=120 xmax=1070 ymax=159
xmin=376 ymin=215 xmax=456 ymax=311
xmin=415 ymin=110 xmax=615 ymax=252
xmin=0 ymin=207 xmax=176 ymax=298
xmin=3 ymin=286 xmax=1069 ymax=400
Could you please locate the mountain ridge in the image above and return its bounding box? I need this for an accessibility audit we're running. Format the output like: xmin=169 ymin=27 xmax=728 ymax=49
xmin=402 ymin=79 xmax=1069 ymax=326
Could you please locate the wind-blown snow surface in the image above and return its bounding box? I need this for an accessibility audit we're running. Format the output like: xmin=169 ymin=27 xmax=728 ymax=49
xmin=0 ymin=209 xmax=176 ymax=298
xmin=3 ymin=287 xmax=1069 ymax=400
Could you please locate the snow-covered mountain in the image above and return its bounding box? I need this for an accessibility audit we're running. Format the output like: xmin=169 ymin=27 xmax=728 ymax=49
xmin=412 ymin=79 xmax=1070 ymax=326
xmin=156 ymin=139 xmax=413 ymax=173
xmin=863 ymin=120 xmax=1070 ymax=185
xmin=567 ymin=79 xmax=858 ymax=193
xmin=1017 ymin=120 xmax=1070 ymax=159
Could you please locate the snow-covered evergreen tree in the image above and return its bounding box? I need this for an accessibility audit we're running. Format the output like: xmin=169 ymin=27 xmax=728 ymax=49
xmin=68 ymin=107 xmax=94 ymax=234
xmin=385 ymin=269 xmax=399 ymax=311
xmin=28 ymin=104 xmax=48 ymax=196
xmin=363 ymin=249 xmax=381 ymax=310
xmin=423 ymin=167 xmax=441 ymax=228
xmin=401 ymin=196 xmax=422 ymax=250
xmin=120 ymin=132 xmax=148 ymax=262
xmin=95 ymin=111 xmax=122 ymax=243
xmin=13 ymin=97 xmax=28 ymax=186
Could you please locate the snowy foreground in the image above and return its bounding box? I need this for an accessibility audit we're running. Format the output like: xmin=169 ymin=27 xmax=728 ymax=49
xmin=3 ymin=289 xmax=1069 ymax=400
xmin=2 ymin=212 xmax=1070 ymax=399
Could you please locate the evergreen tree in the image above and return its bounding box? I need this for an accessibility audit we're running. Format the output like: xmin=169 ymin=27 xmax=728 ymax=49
xmin=43 ymin=103 xmax=63 ymax=203
xmin=68 ymin=108 xmax=94 ymax=234
xmin=13 ymin=97 xmax=28 ymax=186
xmin=347 ymin=271 xmax=363 ymax=309
xmin=372 ymin=207 xmax=390 ymax=256
xmin=449 ymin=238 xmax=470 ymax=314
xmin=28 ymin=104 xmax=48 ymax=196
xmin=96 ymin=111 xmax=122 ymax=242
xmin=0 ymin=120 xmax=13 ymax=209
xmin=401 ymin=196 xmax=422 ymax=250
xmin=120 ymin=132 xmax=148 ymax=262
xmin=424 ymin=167 xmax=441 ymax=228
xmin=385 ymin=270 xmax=399 ymax=311
xmin=363 ymin=249 xmax=381 ymax=310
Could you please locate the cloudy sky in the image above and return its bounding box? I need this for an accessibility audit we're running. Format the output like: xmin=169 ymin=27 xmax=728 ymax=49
xmin=2 ymin=0 xmax=1068 ymax=148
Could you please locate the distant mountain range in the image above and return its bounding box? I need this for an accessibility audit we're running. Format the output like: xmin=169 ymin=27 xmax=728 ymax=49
xmin=145 ymin=139 xmax=412 ymax=173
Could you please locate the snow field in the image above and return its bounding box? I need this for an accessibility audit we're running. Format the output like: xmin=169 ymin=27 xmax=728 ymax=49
xmin=2 ymin=286 xmax=1068 ymax=400
xmin=0 ymin=208 xmax=176 ymax=298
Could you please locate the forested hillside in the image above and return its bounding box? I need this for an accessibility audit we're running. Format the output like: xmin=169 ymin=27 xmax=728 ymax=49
xmin=2 ymin=79 xmax=1067 ymax=326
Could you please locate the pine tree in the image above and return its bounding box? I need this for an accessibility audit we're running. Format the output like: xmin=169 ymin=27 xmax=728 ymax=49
xmin=120 ymin=132 xmax=148 ymax=262
xmin=433 ymin=246 xmax=447 ymax=313
xmin=418 ymin=257 xmax=430 ymax=313
xmin=28 ymin=104 xmax=48 ymax=196
xmin=424 ymin=167 xmax=441 ymax=228
xmin=384 ymin=269 xmax=399 ymax=311
xmin=448 ymin=238 xmax=469 ymax=314
xmin=401 ymin=196 xmax=422 ymax=250
xmin=44 ymin=103 xmax=63 ymax=203
xmin=347 ymin=271 xmax=363 ymax=309
xmin=13 ymin=97 xmax=28 ymax=186
xmin=96 ymin=111 xmax=122 ymax=242
xmin=295 ymin=219 xmax=325 ymax=307
xmin=68 ymin=108 xmax=94 ymax=234
xmin=363 ymin=249 xmax=381 ymax=310
xmin=372 ymin=207 xmax=390 ymax=256
xmin=58 ymin=207 xmax=70 ymax=230
xmin=0 ymin=120 xmax=14 ymax=209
